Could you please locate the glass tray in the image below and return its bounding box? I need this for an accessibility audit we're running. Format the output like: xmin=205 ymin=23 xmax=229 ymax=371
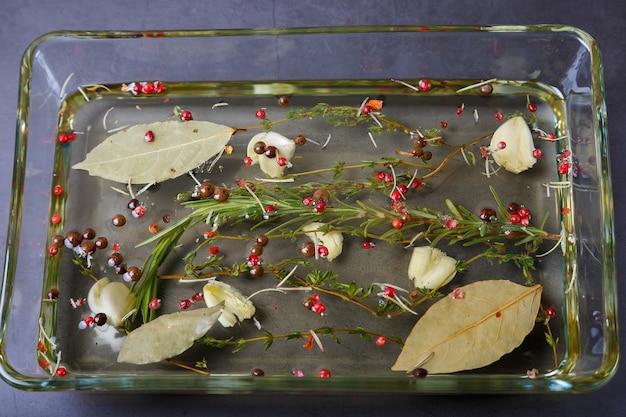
xmin=0 ymin=26 xmax=617 ymax=393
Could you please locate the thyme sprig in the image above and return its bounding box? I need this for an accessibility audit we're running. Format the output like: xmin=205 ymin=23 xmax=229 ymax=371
xmin=198 ymin=326 xmax=404 ymax=353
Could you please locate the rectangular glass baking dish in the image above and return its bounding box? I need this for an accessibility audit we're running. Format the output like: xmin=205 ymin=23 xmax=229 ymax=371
xmin=0 ymin=25 xmax=617 ymax=393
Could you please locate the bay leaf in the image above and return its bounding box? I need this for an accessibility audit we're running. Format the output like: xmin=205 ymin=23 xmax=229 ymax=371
xmin=117 ymin=305 xmax=222 ymax=365
xmin=73 ymin=121 xmax=235 ymax=184
xmin=391 ymin=280 xmax=542 ymax=374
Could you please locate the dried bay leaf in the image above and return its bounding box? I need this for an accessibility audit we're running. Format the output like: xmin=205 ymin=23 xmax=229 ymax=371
xmin=391 ymin=280 xmax=542 ymax=374
xmin=73 ymin=121 xmax=235 ymax=184
xmin=118 ymin=305 xmax=223 ymax=365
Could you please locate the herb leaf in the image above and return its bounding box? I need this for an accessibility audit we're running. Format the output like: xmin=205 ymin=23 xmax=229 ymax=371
xmin=73 ymin=120 xmax=235 ymax=184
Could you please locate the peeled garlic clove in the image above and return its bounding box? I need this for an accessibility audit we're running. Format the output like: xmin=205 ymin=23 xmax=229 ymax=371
xmin=408 ymin=247 xmax=457 ymax=289
xmin=302 ymin=222 xmax=343 ymax=261
xmin=246 ymin=131 xmax=296 ymax=178
xmin=489 ymin=116 xmax=537 ymax=174
xmin=87 ymin=278 xmax=135 ymax=327
xmin=203 ymin=280 xmax=255 ymax=327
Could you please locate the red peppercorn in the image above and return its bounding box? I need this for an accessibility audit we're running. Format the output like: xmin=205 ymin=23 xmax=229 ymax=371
xmin=247 ymin=254 xmax=260 ymax=267
xmin=47 ymin=245 xmax=59 ymax=256
xmin=312 ymin=302 xmax=326 ymax=315
xmin=179 ymin=299 xmax=193 ymax=310
xmin=375 ymin=336 xmax=387 ymax=347
xmin=509 ymin=213 xmax=522 ymax=224
xmin=209 ymin=245 xmax=220 ymax=255
xmin=191 ymin=292 xmax=204 ymax=302
xmin=314 ymin=200 xmax=327 ymax=213
xmin=55 ymin=367 xmax=67 ymax=377
xmin=418 ymin=79 xmax=432 ymax=92
xmin=532 ymin=148 xmax=543 ymax=159
xmin=518 ymin=207 xmax=530 ymax=219
xmin=546 ymin=307 xmax=557 ymax=319
xmin=375 ymin=171 xmax=385 ymax=182
xmin=361 ymin=241 xmax=374 ymax=249
xmin=153 ymin=81 xmax=166 ymax=93
xmin=494 ymin=111 xmax=504 ymax=121
xmin=410 ymin=179 xmax=423 ymax=189
xmin=132 ymin=205 xmax=147 ymax=218
xmin=439 ymin=121 xmax=448 ymax=129
xmin=144 ymin=130 xmax=155 ymax=143
xmin=390 ymin=189 xmax=403 ymax=202
xmin=302 ymin=196 xmax=314 ymax=205
xmin=455 ymin=107 xmax=464 ymax=116
xmin=318 ymin=369 xmax=331 ymax=378
xmin=255 ymin=109 xmax=266 ymax=119
xmin=277 ymin=157 xmax=287 ymax=166
xmin=51 ymin=214 xmax=62 ymax=225
xmin=141 ymin=82 xmax=154 ymax=94
xmin=149 ymin=298 xmax=162 ymax=310
xmin=317 ymin=245 xmax=329 ymax=257
xmin=180 ymin=110 xmax=193 ymax=121
xmin=57 ymin=133 xmax=69 ymax=144
xmin=383 ymin=286 xmax=396 ymax=298
xmin=527 ymin=102 xmax=537 ymax=112
xmin=53 ymin=185 xmax=64 ymax=196
xmin=391 ymin=218 xmax=404 ymax=230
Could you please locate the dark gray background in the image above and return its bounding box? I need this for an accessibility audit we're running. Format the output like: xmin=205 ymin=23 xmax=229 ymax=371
xmin=0 ymin=0 xmax=624 ymax=415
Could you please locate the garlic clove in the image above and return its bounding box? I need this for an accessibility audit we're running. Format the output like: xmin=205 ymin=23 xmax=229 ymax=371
xmin=246 ymin=131 xmax=296 ymax=178
xmin=490 ymin=116 xmax=537 ymax=174
xmin=302 ymin=222 xmax=344 ymax=261
xmin=203 ymin=280 xmax=255 ymax=327
xmin=87 ymin=278 xmax=135 ymax=327
xmin=408 ymin=247 xmax=457 ymax=289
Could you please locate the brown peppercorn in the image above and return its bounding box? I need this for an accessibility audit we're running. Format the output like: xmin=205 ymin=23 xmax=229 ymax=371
xmin=125 ymin=266 xmax=142 ymax=282
xmin=107 ymin=252 xmax=124 ymax=267
xmin=80 ymin=240 xmax=96 ymax=255
xmin=400 ymin=213 xmax=413 ymax=224
xmin=94 ymin=236 xmax=108 ymax=250
xmin=93 ymin=312 xmax=107 ymax=326
xmin=198 ymin=181 xmax=215 ymax=198
xmin=47 ymin=288 xmax=59 ymax=300
xmin=51 ymin=234 xmax=65 ymax=248
xmin=264 ymin=145 xmax=278 ymax=158
xmin=507 ymin=202 xmax=521 ymax=214
xmin=294 ymin=134 xmax=307 ymax=146
xmin=213 ymin=187 xmax=230 ymax=202
xmin=415 ymin=137 xmax=427 ymax=148
xmin=112 ymin=214 xmax=126 ymax=227
xmin=479 ymin=208 xmax=497 ymax=222
xmin=253 ymin=141 xmax=266 ymax=155
xmin=411 ymin=146 xmax=424 ymax=158
xmin=421 ymin=151 xmax=432 ymax=161
xmin=127 ymin=198 xmax=140 ymax=210
xmin=479 ymin=83 xmax=494 ymax=96
xmin=255 ymin=234 xmax=269 ymax=246
xmin=82 ymin=228 xmax=96 ymax=240
xmin=249 ymin=264 xmax=264 ymax=278
xmin=249 ymin=244 xmax=263 ymax=256
xmin=64 ymin=231 xmax=83 ymax=248
xmin=300 ymin=241 xmax=315 ymax=257
xmin=277 ymin=95 xmax=290 ymax=106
